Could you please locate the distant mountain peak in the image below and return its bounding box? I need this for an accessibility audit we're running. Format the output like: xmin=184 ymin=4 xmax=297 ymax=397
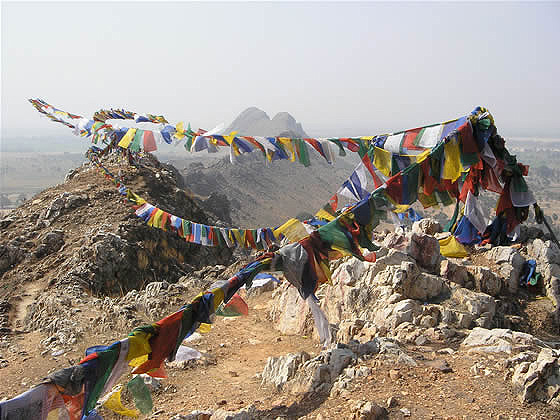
xmin=225 ymin=107 xmax=308 ymax=137
xmin=232 ymin=107 xmax=270 ymax=122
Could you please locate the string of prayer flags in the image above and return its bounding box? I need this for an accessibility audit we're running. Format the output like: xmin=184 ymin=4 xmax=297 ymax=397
xmin=91 ymin=158 xmax=282 ymax=251
xmin=29 ymin=99 xmax=488 ymax=170
xmin=322 ymin=105 xmax=534 ymax=248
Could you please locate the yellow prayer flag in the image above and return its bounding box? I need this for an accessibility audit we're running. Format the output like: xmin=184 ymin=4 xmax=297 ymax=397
xmin=148 ymin=209 xmax=164 ymax=228
xmin=331 ymin=245 xmax=352 ymax=257
xmin=319 ymin=260 xmax=332 ymax=284
xmin=224 ymin=131 xmax=238 ymax=145
xmin=278 ymin=137 xmax=296 ymax=162
xmin=373 ymin=147 xmax=392 ymax=177
xmin=127 ymin=331 xmax=152 ymax=361
xmin=439 ymin=235 xmax=468 ymax=258
xmin=212 ymin=287 xmax=225 ymax=310
xmin=415 ymin=149 xmax=431 ymax=164
xmin=127 ymin=191 xmax=146 ymax=206
xmin=384 ymin=192 xmax=411 ymax=213
xmin=129 ymin=354 xmax=148 ymax=367
xmin=273 ymin=218 xmax=308 ymax=242
xmin=393 ymin=204 xmax=411 ymax=213
xmin=118 ymin=128 xmax=137 ymax=149
xmin=442 ymin=137 xmax=463 ymax=181
xmin=231 ymin=229 xmax=244 ymax=245
xmin=315 ymin=208 xmax=336 ymax=221
xmin=103 ymin=387 xmax=140 ymax=418
xmin=175 ymin=122 xmax=185 ymax=139
xmin=265 ymin=149 xmax=273 ymax=162
xmin=231 ymin=141 xmax=241 ymax=156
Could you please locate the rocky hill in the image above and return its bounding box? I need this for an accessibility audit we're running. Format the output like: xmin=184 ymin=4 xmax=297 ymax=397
xmin=0 ymin=153 xmax=232 ymax=336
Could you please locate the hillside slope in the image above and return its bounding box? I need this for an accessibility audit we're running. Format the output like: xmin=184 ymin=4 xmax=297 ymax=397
xmin=0 ymin=153 xmax=232 ymax=332
xmin=181 ymin=152 xmax=359 ymax=227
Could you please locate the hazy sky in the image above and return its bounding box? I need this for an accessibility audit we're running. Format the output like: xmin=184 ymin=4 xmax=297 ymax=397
xmin=2 ymin=1 xmax=559 ymax=140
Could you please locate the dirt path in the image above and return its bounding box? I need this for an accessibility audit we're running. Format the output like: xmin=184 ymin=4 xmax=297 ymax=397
xmin=10 ymin=279 xmax=47 ymax=330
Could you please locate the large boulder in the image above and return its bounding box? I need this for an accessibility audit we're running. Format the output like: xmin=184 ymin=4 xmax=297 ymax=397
xmin=332 ymin=257 xmax=367 ymax=287
xmin=260 ymin=351 xmax=310 ymax=391
xmin=268 ymin=283 xmax=312 ymax=336
xmin=381 ymin=231 xmax=409 ymax=251
xmin=399 ymin=262 xmax=445 ymax=301
xmin=405 ymin=232 xmax=441 ymax=272
xmin=527 ymin=241 xmax=560 ymax=324
xmin=486 ymin=246 xmax=523 ymax=265
xmin=261 ymin=345 xmax=359 ymax=395
xmin=322 ymin=257 xmax=450 ymax=339
xmin=438 ymin=306 xmax=473 ymax=329
xmin=462 ymin=327 xmax=545 ymax=354
xmin=0 ymin=244 xmax=27 ymax=274
xmin=451 ymin=287 xmax=496 ymax=328
xmin=467 ymin=266 xmax=502 ymax=297
xmin=440 ymin=259 xmax=471 ymax=287
xmin=34 ymin=230 xmax=65 ymax=258
xmin=485 ymin=246 xmax=525 ymax=293
xmin=44 ymin=196 xmax=66 ymax=220
xmin=328 ymin=347 xmax=358 ymax=378
xmin=512 ymin=348 xmax=560 ymax=404
xmin=528 ymin=239 xmax=560 ymax=265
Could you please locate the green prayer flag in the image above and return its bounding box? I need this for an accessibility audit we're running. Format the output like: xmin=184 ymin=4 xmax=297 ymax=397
xmin=85 ymin=344 xmax=121 ymax=413
xmin=127 ymin=375 xmax=153 ymax=415
xmin=296 ymin=139 xmax=311 ymax=167
xmin=129 ymin=129 xmax=144 ymax=152
xmin=478 ymin=118 xmax=491 ymax=130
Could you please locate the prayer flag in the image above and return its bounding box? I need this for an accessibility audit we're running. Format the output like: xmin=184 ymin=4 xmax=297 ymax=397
xmin=143 ymin=131 xmax=157 ymax=152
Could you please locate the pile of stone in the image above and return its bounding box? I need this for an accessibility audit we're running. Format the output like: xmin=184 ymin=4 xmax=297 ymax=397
xmin=266 ymin=217 xmax=560 ymax=408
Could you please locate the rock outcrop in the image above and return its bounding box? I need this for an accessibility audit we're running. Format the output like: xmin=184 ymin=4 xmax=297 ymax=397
xmin=260 ymin=340 xmax=391 ymax=395
xmin=528 ymin=239 xmax=560 ymax=323
xmin=512 ymin=348 xmax=560 ymax=404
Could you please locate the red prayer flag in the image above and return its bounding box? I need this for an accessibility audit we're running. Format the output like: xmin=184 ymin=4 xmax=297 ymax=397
xmin=132 ymin=310 xmax=184 ymax=377
xmin=143 ymin=131 xmax=157 ymax=152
